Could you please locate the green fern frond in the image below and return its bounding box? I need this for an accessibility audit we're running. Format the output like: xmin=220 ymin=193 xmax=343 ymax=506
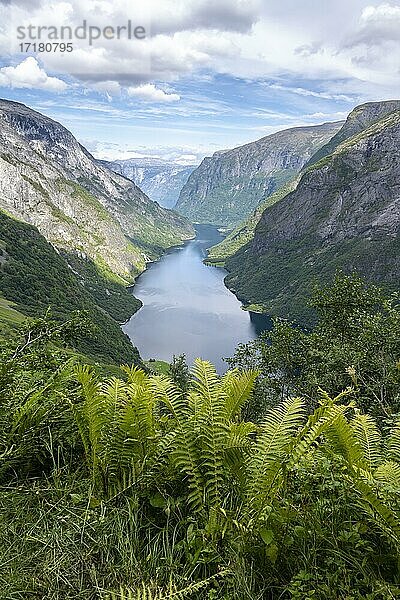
xmin=246 ymin=397 xmax=305 ymax=509
xmin=190 ymin=359 xmax=220 ymax=407
xmin=150 ymin=375 xmax=188 ymax=419
xmin=374 ymin=461 xmax=400 ymax=489
xmin=105 ymin=570 xmax=229 ymax=599
xmin=221 ymin=369 xmax=258 ymax=419
xmin=388 ymin=418 xmax=400 ymax=462
xmin=352 ymin=477 xmax=400 ymax=549
xmin=150 ymin=375 xmax=204 ymax=511
xmin=120 ymin=364 xmax=148 ymax=386
xmin=351 ymin=413 xmax=382 ymax=470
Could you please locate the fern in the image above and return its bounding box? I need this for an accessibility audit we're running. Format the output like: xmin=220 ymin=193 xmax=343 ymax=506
xmin=245 ymin=397 xmax=304 ymax=513
xmin=105 ymin=571 xmax=228 ymax=599
xmin=387 ymin=418 xmax=400 ymax=462
xmin=221 ymin=369 xmax=259 ymax=420
xmin=150 ymin=374 xmax=205 ymax=512
xmin=192 ymin=360 xmax=229 ymax=510
xmin=352 ymin=477 xmax=400 ymax=549
xmin=374 ymin=461 xmax=400 ymax=489
xmin=351 ymin=413 xmax=382 ymax=471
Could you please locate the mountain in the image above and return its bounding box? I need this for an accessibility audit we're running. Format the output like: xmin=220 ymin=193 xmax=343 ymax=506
xmin=208 ymin=100 xmax=400 ymax=265
xmin=99 ymin=158 xmax=196 ymax=208
xmin=0 ymin=100 xmax=194 ymax=285
xmin=175 ymin=121 xmax=343 ymax=227
xmin=206 ymin=178 xmax=299 ymax=264
xmin=223 ymin=101 xmax=400 ymax=322
xmin=0 ymin=209 xmax=141 ymax=364
xmin=0 ymin=99 xmax=194 ymax=363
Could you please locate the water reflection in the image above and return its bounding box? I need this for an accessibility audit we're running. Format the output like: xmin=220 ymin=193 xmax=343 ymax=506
xmin=123 ymin=225 xmax=270 ymax=372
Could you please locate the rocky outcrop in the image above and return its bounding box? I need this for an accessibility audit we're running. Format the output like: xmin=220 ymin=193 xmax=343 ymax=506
xmin=307 ymin=100 xmax=400 ymax=168
xmin=176 ymin=121 xmax=343 ymax=227
xmin=0 ymin=99 xmax=194 ymax=283
xmin=224 ymin=102 xmax=400 ymax=322
xmin=100 ymin=158 xmax=195 ymax=208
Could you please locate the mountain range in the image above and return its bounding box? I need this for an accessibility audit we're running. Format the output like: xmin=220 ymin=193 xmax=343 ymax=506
xmin=175 ymin=121 xmax=343 ymax=227
xmin=0 ymin=100 xmax=193 ymax=283
xmin=1 ymin=97 xmax=399 ymax=361
xmin=221 ymin=100 xmax=400 ymax=321
xmin=0 ymin=99 xmax=193 ymax=363
xmin=99 ymin=158 xmax=196 ymax=209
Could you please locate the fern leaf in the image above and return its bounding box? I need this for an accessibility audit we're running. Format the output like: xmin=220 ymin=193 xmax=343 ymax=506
xmin=351 ymin=413 xmax=382 ymax=471
xmin=246 ymin=397 xmax=304 ymax=509
xmin=221 ymin=369 xmax=258 ymax=419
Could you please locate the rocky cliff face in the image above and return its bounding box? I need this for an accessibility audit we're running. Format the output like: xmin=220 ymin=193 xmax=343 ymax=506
xmin=0 ymin=100 xmax=194 ymax=283
xmin=225 ymin=102 xmax=400 ymax=322
xmin=100 ymin=158 xmax=195 ymax=209
xmin=176 ymin=121 xmax=343 ymax=227
xmin=307 ymin=100 xmax=400 ymax=168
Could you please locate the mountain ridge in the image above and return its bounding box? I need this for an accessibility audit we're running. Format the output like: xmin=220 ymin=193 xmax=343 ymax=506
xmin=0 ymin=99 xmax=194 ymax=284
xmin=223 ymin=101 xmax=400 ymax=322
xmin=176 ymin=120 xmax=344 ymax=227
xmin=99 ymin=157 xmax=195 ymax=208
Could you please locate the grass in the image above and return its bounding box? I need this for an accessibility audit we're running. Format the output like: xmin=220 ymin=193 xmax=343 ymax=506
xmin=0 ymin=295 xmax=25 ymax=325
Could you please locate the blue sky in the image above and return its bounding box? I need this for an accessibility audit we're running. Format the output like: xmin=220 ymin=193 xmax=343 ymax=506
xmin=0 ymin=0 xmax=399 ymax=163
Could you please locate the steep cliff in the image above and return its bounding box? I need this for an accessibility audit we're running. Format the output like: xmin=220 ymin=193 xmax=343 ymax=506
xmin=224 ymin=102 xmax=400 ymax=322
xmin=0 ymin=100 xmax=194 ymax=284
xmin=176 ymin=121 xmax=343 ymax=227
xmin=208 ymin=100 xmax=400 ymax=264
xmin=100 ymin=158 xmax=195 ymax=208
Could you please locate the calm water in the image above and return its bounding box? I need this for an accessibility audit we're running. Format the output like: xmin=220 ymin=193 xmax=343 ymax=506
xmin=123 ymin=225 xmax=269 ymax=372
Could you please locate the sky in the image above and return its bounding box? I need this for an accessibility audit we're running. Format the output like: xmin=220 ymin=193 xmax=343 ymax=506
xmin=0 ymin=0 xmax=399 ymax=164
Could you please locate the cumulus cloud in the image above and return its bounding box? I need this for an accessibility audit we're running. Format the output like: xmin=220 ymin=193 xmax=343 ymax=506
xmin=0 ymin=57 xmax=67 ymax=91
xmin=0 ymin=0 xmax=398 ymax=102
xmin=127 ymin=83 xmax=180 ymax=102
xmin=345 ymin=3 xmax=400 ymax=47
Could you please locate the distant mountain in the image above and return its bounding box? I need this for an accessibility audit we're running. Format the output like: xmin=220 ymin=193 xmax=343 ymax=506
xmin=223 ymin=101 xmax=400 ymax=322
xmin=0 ymin=99 xmax=194 ymax=284
xmin=175 ymin=121 xmax=343 ymax=227
xmin=99 ymin=158 xmax=196 ymax=208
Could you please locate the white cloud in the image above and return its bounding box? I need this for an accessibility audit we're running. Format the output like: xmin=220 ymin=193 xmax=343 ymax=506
xmin=127 ymin=83 xmax=180 ymax=102
xmin=0 ymin=57 xmax=67 ymax=92
xmin=0 ymin=0 xmax=398 ymax=103
xmin=268 ymin=84 xmax=355 ymax=103
xmin=88 ymin=140 xmax=215 ymax=163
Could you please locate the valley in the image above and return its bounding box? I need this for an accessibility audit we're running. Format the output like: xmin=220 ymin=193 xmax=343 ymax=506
xmin=1 ymin=93 xmax=400 ymax=599
xmin=123 ymin=224 xmax=269 ymax=372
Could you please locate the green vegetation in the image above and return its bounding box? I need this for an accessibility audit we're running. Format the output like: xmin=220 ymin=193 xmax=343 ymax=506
xmin=145 ymin=359 xmax=170 ymax=375
xmin=207 ymin=179 xmax=299 ymax=264
xmin=0 ymin=275 xmax=399 ymax=598
xmin=0 ymin=210 xmax=140 ymax=365
xmin=0 ymin=295 xmax=25 ymax=324
xmin=0 ymin=295 xmax=25 ymax=341
xmin=179 ymin=170 xmax=297 ymax=228
xmin=228 ymin=273 xmax=400 ymax=421
xmin=225 ymin=235 xmax=400 ymax=324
